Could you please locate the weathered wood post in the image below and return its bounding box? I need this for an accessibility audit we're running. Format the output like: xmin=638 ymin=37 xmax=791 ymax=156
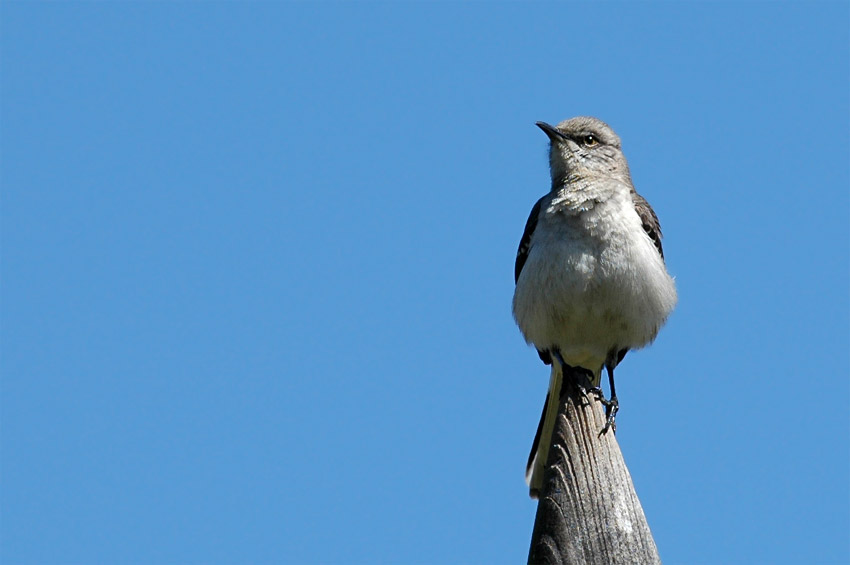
xmin=527 ymin=370 xmax=661 ymax=565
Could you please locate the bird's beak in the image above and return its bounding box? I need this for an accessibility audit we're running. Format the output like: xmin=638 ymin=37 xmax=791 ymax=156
xmin=536 ymin=121 xmax=568 ymax=142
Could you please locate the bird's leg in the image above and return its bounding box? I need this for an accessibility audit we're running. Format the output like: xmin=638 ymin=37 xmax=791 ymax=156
xmin=598 ymin=364 xmax=619 ymax=435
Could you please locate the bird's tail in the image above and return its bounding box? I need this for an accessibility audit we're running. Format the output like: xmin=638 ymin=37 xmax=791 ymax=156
xmin=525 ymin=361 xmax=604 ymax=497
xmin=525 ymin=364 xmax=563 ymax=498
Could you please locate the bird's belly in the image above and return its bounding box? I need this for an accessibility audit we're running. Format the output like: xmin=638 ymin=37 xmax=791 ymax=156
xmin=512 ymin=229 xmax=676 ymax=366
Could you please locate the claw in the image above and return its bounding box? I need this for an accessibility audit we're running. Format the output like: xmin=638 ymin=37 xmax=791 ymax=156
xmin=599 ymin=395 xmax=619 ymax=435
xmin=551 ymin=348 xmax=620 ymax=434
xmin=552 ymin=349 xmax=595 ymax=402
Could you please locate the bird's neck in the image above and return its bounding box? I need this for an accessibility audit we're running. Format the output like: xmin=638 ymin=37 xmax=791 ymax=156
xmin=548 ymin=175 xmax=629 ymax=213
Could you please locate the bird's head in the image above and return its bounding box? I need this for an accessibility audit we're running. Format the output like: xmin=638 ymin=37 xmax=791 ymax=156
xmin=536 ymin=117 xmax=631 ymax=187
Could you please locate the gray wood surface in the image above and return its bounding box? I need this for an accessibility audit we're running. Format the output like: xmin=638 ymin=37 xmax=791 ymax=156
xmin=527 ymin=376 xmax=662 ymax=565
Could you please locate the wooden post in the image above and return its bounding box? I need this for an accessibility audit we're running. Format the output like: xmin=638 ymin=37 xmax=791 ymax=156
xmin=527 ymin=374 xmax=661 ymax=565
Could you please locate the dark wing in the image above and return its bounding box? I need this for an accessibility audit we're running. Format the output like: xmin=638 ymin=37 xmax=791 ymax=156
xmin=515 ymin=197 xmax=552 ymax=365
xmin=632 ymin=190 xmax=664 ymax=260
xmin=515 ymin=197 xmax=543 ymax=284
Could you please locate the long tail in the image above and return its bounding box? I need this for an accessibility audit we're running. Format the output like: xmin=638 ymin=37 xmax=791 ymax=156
xmin=526 ymin=361 xmax=605 ymax=497
xmin=525 ymin=364 xmax=563 ymax=498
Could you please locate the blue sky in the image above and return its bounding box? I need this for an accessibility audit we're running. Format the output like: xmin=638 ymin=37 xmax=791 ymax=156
xmin=2 ymin=2 xmax=848 ymax=564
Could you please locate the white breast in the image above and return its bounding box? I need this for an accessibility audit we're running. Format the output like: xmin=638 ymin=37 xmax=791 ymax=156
xmin=512 ymin=190 xmax=677 ymax=373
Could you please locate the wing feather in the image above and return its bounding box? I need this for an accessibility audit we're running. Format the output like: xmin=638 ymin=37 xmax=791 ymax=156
xmin=515 ymin=197 xmax=543 ymax=284
xmin=632 ymin=190 xmax=665 ymax=260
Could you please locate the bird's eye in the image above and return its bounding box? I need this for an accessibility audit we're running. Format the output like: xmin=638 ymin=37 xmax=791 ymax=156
xmin=582 ymin=135 xmax=599 ymax=147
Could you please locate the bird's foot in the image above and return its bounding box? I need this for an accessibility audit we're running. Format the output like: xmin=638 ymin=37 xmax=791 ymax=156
xmin=589 ymin=387 xmax=606 ymax=402
xmin=598 ymin=395 xmax=619 ymax=436
xmin=552 ymin=350 xmax=610 ymax=419
xmin=562 ymin=367 xmax=597 ymax=404
xmin=588 ymin=386 xmax=618 ymax=435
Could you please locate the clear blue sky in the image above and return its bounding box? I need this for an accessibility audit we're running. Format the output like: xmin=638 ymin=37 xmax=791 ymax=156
xmin=2 ymin=2 xmax=848 ymax=564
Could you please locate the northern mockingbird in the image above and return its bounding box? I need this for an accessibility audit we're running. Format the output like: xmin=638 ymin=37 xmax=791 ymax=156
xmin=513 ymin=116 xmax=677 ymax=498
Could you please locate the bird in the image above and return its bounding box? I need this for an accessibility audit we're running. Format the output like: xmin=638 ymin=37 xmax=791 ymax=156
xmin=512 ymin=116 xmax=677 ymax=498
